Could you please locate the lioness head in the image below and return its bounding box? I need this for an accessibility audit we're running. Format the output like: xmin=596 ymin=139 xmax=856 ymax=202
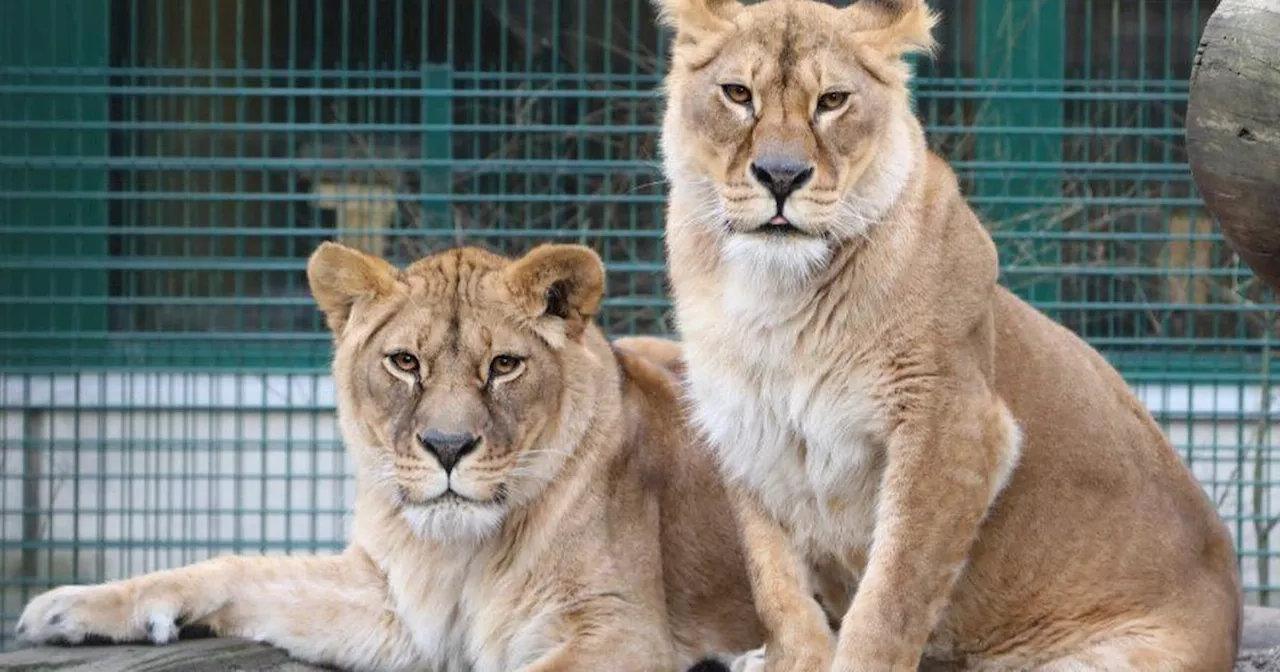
xmin=657 ymin=0 xmax=937 ymax=282
xmin=307 ymin=241 xmax=608 ymax=544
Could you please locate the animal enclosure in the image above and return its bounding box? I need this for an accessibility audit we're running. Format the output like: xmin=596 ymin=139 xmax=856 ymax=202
xmin=1 ymin=0 xmax=1276 ymax=651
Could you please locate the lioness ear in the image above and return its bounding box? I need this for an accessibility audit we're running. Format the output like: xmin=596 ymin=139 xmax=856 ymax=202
xmin=504 ymin=244 xmax=605 ymax=345
xmin=846 ymin=0 xmax=939 ymax=60
xmin=306 ymin=241 xmax=399 ymax=337
xmin=652 ymin=0 xmax=740 ymax=44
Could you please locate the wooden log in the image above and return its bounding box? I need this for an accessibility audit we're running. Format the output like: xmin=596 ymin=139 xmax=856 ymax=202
xmin=1186 ymin=0 xmax=1280 ymax=292
xmin=6 ymin=606 xmax=1280 ymax=672
xmin=5 ymin=640 xmax=1280 ymax=672
xmin=0 ymin=637 xmax=329 ymax=671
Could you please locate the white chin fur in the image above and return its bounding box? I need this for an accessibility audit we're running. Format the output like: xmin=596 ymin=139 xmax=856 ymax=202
xmin=722 ymin=233 xmax=832 ymax=294
xmin=400 ymin=502 xmax=507 ymax=545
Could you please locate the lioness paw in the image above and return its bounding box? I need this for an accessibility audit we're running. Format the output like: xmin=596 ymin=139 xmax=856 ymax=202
xmin=16 ymin=584 xmax=182 ymax=645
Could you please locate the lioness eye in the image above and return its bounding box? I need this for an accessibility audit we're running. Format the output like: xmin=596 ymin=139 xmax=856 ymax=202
xmin=817 ymin=91 xmax=850 ymax=112
xmin=489 ymin=355 xmax=523 ymax=378
xmin=389 ymin=352 xmax=419 ymax=373
xmin=721 ymin=84 xmax=752 ymax=106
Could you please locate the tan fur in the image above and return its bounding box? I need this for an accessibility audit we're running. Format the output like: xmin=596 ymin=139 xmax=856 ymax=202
xmin=614 ymin=335 xmax=688 ymax=378
xmin=655 ymin=1 xmax=1243 ymax=670
xmin=15 ymin=242 xmax=764 ymax=671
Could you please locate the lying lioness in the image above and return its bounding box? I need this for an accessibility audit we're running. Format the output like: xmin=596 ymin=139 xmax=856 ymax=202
xmin=655 ymin=0 xmax=1243 ymax=670
xmin=16 ymin=242 xmax=763 ymax=671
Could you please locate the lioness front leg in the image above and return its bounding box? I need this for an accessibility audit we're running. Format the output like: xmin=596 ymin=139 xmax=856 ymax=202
xmin=832 ymin=394 xmax=1022 ymax=672
xmin=16 ymin=548 xmax=417 ymax=670
xmin=729 ymin=484 xmax=835 ymax=672
xmin=514 ymin=596 xmax=678 ymax=672
xmin=517 ymin=640 xmax=672 ymax=672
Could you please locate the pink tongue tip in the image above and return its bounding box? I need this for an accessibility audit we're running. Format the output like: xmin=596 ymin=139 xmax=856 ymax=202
xmin=768 ymin=215 xmax=790 ymax=226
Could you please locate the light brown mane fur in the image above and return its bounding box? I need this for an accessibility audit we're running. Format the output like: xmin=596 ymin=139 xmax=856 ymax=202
xmin=656 ymin=1 xmax=1243 ymax=670
xmin=17 ymin=242 xmax=764 ymax=671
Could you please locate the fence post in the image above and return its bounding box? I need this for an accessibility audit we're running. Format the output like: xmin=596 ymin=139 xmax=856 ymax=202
xmin=20 ymin=407 xmax=43 ymax=597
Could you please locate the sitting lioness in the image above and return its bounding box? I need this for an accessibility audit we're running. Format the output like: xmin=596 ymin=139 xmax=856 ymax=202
xmin=15 ymin=241 xmax=764 ymax=671
xmin=655 ymin=0 xmax=1243 ymax=670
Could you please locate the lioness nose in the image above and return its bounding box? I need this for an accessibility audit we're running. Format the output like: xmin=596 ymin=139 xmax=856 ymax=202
xmin=750 ymin=158 xmax=814 ymax=202
xmin=418 ymin=429 xmax=480 ymax=473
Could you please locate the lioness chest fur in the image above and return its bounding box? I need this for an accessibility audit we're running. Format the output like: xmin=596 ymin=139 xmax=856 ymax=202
xmin=16 ymin=243 xmax=764 ymax=672
xmin=655 ymin=1 xmax=1243 ymax=671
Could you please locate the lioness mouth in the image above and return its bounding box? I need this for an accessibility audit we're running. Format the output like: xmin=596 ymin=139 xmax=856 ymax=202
xmin=417 ymin=490 xmax=474 ymax=506
xmin=436 ymin=489 xmax=503 ymax=506
xmin=754 ymin=215 xmax=803 ymax=236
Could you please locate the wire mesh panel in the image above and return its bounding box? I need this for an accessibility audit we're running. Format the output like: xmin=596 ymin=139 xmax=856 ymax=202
xmin=1 ymin=0 xmax=1278 ymax=651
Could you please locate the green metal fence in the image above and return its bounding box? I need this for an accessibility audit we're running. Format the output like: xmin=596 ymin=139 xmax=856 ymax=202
xmin=1 ymin=0 xmax=1277 ymax=650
